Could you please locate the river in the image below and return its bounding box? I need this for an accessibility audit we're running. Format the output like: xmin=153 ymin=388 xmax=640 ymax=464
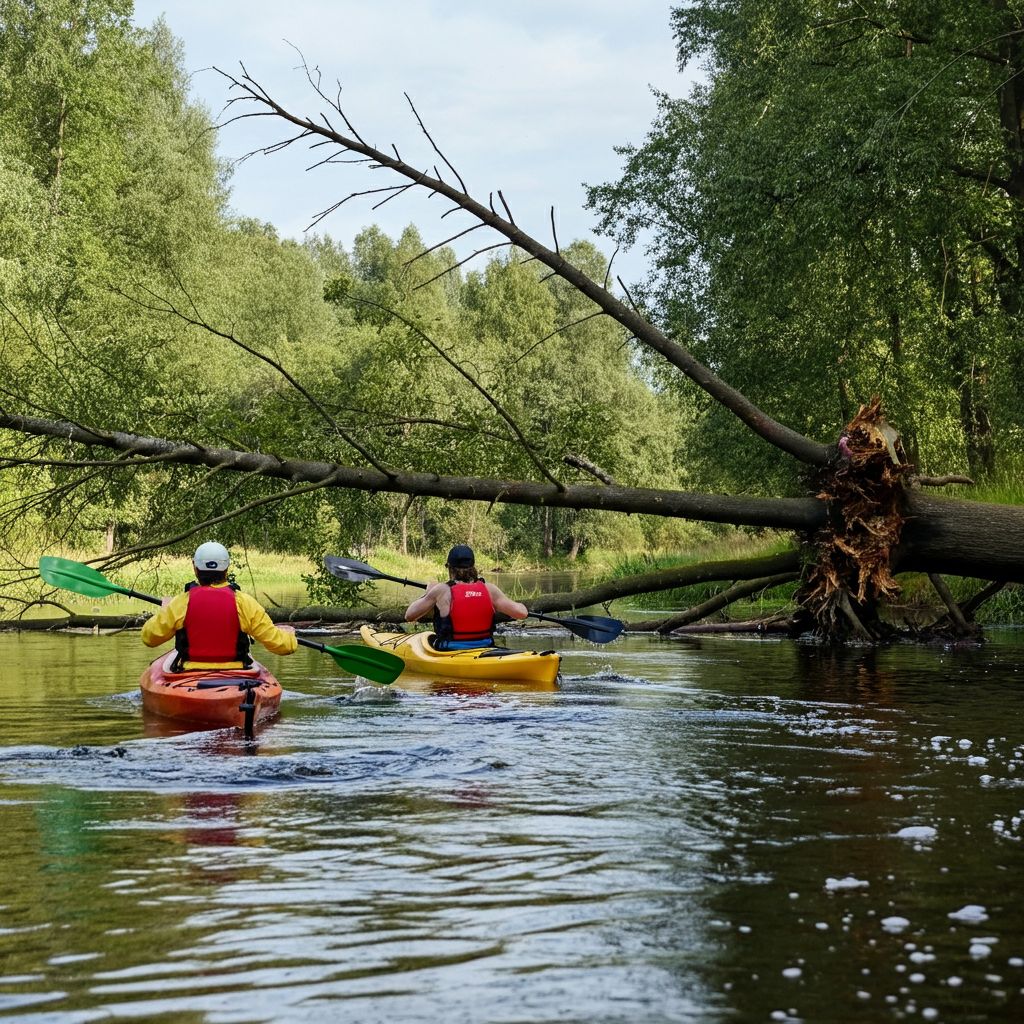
xmin=2 ymin=625 xmax=1023 ymax=1022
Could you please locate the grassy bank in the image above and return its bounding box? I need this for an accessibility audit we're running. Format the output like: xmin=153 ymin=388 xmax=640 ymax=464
xmin=7 ymin=530 xmax=1023 ymax=626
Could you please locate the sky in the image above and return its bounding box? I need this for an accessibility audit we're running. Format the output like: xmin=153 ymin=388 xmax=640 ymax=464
xmin=131 ymin=0 xmax=695 ymax=283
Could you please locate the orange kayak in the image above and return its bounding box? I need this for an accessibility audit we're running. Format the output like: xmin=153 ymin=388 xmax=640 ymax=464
xmin=139 ymin=653 xmax=283 ymax=734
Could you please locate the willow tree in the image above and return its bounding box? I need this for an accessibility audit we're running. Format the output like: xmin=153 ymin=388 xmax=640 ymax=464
xmin=5 ymin=3 xmax=1024 ymax=639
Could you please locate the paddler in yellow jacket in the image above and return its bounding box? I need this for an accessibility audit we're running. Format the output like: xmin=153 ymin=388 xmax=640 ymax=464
xmin=141 ymin=541 xmax=297 ymax=670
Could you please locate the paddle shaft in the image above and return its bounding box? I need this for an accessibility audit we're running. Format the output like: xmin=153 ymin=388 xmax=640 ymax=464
xmin=325 ymin=556 xmax=623 ymax=639
xmin=39 ymin=557 xmax=403 ymax=681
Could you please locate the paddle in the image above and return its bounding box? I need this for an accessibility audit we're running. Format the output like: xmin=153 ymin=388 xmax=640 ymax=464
xmin=38 ymin=556 xmax=405 ymax=685
xmin=323 ymin=555 xmax=625 ymax=644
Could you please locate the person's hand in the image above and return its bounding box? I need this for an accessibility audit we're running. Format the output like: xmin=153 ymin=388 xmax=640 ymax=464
xmin=277 ymin=623 xmax=295 ymax=634
xmin=160 ymin=596 xmax=172 ymax=608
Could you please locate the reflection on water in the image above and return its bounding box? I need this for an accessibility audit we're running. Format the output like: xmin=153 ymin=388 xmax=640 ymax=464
xmin=2 ymin=629 xmax=1024 ymax=1021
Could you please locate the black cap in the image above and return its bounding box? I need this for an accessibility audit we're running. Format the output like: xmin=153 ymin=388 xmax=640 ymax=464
xmin=446 ymin=544 xmax=475 ymax=568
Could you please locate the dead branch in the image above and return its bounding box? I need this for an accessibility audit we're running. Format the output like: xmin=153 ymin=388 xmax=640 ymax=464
xmin=667 ymin=618 xmax=797 ymax=635
xmin=404 ymin=92 xmax=468 ymax=194
xmin=504 ymin=310 xmax=609 ymax=370
xmin=347 ymin=295 xmax=565 ymax=490
xmin=6 ymin=411 xmax=1024 ymax=584
xmin=119 ymin=283 xmax=395 ymax=478
xmin=0 ymin=411 xmax=825 ymax=531
xmin=563 ymin=453 xmax=616 ymax=485
xmin=960 ymin=579 xmax=1008 ymax=617
xmin=412 ymin=242 xmax=513 ymax=290
xmin=916 ymin=474 xmax=975 ymax=487
xmin=927 ymin=572 xmax=973 ymax=634
xmin=628 ymin=572 xmax=800 ymax=633
xmin=98 ymin=471 xmax=344 ymax=570
xmin=212 ymin=64 xmax=831 ymax=467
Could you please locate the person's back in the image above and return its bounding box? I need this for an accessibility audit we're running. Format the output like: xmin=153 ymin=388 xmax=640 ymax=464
xmin=141 ymin=541 xmax=297 ymax=669
xmin=405 ymin=544 xmax=528 ymax=650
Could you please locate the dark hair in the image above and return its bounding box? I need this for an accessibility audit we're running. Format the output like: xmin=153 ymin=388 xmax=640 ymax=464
xmin=196 ymin=568 xmax=229 ymax=586
xmin=449 ymin=565 xmax=479 ymax=584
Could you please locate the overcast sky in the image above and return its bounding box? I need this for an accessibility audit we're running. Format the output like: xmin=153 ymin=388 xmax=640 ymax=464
xmin=131 ymin=1 xmax=694 ymax=283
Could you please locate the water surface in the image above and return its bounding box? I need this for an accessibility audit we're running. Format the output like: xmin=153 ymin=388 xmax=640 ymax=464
xmin=2 ymin=627 xmax=1023 ymax=1022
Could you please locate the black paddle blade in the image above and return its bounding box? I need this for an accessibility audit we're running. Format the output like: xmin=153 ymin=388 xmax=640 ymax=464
xmin=323 ymin=555 xmax=381 ymax=583
xmin=323 ymin=555 xmax=427 ymax=590
xmin=568 ymin=614 xmax=625 ymax=643
xmin=530 ymin=611 xmax=625 ymax=644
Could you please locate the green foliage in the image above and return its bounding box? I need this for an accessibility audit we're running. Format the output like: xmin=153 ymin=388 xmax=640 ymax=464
xmin=0 ymin=3 xmax=689 ymax=580
xmin=588 ymin=0 xmax=1024 ymax=490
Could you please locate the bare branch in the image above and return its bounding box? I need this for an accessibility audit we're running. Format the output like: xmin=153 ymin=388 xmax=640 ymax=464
xmin=404 ymin=223 xmax=486 ymax=267
xmin=629 ymin=572 xmax=800 ymax=633
xmin=347 ymin=296 xmax=565 ymax=490
xmin=0 ymin=411 xmax=828 ymax=531
xmin=404 ymin=92 xmax=469 ymax=194
xmin=603 ymin=245 xmax=620 ymax=290
xmin=916 ymin=474 xmax=975 ymax=487
xmin=504 ymin=311 xmax=607 ymax=369
xmin=101 ymin=471 xmax=344 ymax=570
xmin=927 ymin=573 xmax=973 ymax=634
xmin=497 ymin=190 xmax=515 ymax=226
xmin=564 ymin=453 xmax=615 ymax=485
xmin=210 ymin=66 xmax=831 ymax=465
xmin=117 ymin=283 xmax=395 ymax=478
xmin=412 ymin=242 xmax=513 ymax=290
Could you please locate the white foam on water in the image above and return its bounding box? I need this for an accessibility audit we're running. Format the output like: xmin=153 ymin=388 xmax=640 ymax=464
xmin=948 ymin=904 xmax=989 ymax=923
xmin=826 ymin=875 xmax=869 ymax=891
xmin=881 ymin=916 xmax=911 ymax=934
xmin=896 ymin=826 xmax=937 ymax=841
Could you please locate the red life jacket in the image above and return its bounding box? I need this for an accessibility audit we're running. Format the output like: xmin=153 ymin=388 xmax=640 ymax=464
xmin=446 ymin=580 xmax=495 ymax=643
xmin=174 ymin=585 xmax=251 ymax=666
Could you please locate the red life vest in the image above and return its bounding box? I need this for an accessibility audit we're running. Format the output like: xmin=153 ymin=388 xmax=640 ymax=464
xmin=175 ymin=585 xmax=251 ymax=665
xmin=447 ymin=581 xmax=495 ymax=642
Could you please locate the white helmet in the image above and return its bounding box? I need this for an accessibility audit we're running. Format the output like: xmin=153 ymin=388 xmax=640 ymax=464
xmin=193 ymin=541 xmax=230 ymax=571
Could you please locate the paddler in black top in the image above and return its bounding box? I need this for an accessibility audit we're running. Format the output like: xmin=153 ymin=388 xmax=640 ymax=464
xmin=405 ymin=544 xmax=529 ymax=650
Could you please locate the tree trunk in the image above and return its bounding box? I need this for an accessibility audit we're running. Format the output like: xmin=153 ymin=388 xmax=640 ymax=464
xmin=542 ymin=507 xmax=554 ymax=558
xmin=51 ymin=91 xmax=66 ymax=216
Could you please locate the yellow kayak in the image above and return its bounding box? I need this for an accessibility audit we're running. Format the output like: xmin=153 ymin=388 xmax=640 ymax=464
xmin=359 ymin=625 xmax=561 ymax=685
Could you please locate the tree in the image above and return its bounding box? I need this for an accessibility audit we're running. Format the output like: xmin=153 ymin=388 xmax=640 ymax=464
xmin=587 ymin=0 xmax=1024 ymax=487
xmin=5 ymin=12 xmax=1024 ymax=641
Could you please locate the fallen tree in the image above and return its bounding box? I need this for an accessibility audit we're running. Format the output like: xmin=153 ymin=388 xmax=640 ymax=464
xmin=3 ymin=57 xmax=1023 ymax=640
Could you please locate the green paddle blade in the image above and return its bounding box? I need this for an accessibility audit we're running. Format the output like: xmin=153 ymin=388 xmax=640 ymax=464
xmin=325 ymin=643 xmax=404 ymax=685
xmin=39 ymin=556 xmax=131 ymax=599
xmin=296 ymin=636 xmax=404 ymax=685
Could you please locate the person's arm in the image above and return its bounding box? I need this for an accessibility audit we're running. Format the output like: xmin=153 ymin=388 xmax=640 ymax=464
xmin=235 ymin=593 xmax=298 ymax=655
xmin=406 ymin=582 xmax=446 ymax=622
xmin=140 ymin=592 xmax=189 ymax=647
xmin=487 ymin=583 xmax=528 ymax=620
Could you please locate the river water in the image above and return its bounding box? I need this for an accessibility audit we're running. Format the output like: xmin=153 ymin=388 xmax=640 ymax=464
xmin=2 ymin=625 xmax=1024 ymax=1022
